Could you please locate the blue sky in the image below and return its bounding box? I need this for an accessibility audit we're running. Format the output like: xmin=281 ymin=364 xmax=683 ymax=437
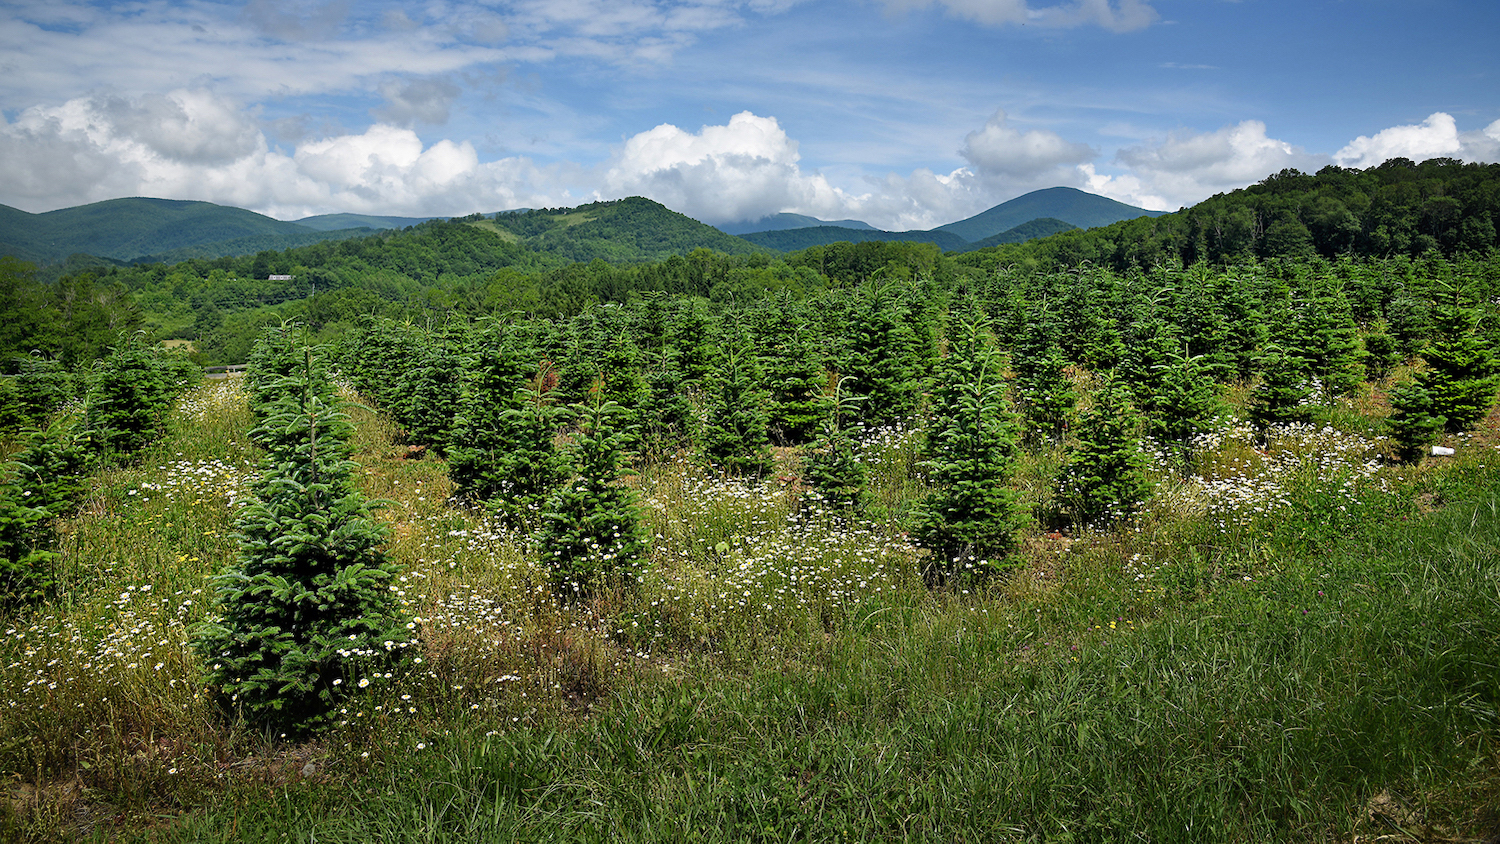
xmin=2 ymin=0 xmax=1497 ymax=230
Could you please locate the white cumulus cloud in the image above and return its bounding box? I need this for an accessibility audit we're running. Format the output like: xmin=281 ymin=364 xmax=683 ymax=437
xmin=0 ymin=89 xmax=564 ymax=218
xmin=1334 ymin=112 xmax=1463 ymax=169
xmin=1097 ymin=120 xmax=1327 ymax=210
xmin=600 ymin=111 xmax=855 ymax=225
xmin=960 ymin=109 xmax=1096 ymax=182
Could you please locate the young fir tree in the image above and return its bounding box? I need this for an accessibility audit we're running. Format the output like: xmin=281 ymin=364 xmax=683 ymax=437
xmin=1145 ymin=351 xmax=1225 ymax=470
xmin=702 ymin=318 xmax=773 ymax=478
xmin=1054 ymin=374 xmax=1153 ymax=529
xmin=1417 ymin=284 xmax=1499 ymax=433
xmin=1386 ymin=379 xmax=1446 ymax=462
xmin=637 ymin=345 xmax=699 ymax=462
xmin=0 ymin=485 xmax=56 ymax=607
xmin=751 ymin=300 xmax=828 ymax=446
xmin=1011 ymin=314 xmax=1076 ymax=443
xmin=0 ymin=420 xmax=90 ymax=606
xmin=446 ymin=323 xmax=537 ymax=503
xmin=843 ymin=282 xmax=923 ymax=428
xmin=1247 ymin=346 xmax=1313 ymax=436
xmin=489 ymin=366 xmax=571 ymax=527
xmin=1361 ymin=320 xmax=1403 ymax=381
xmin=0 ymin=377 xmax=26 ymax=436
xmin=911 ymin=316 xmax=1026 ymax=586
xmin=83 ymin=332 xmax=176 ymax=457
xmin=12 ymin=354 xmax=75 ymax=428
xmin=1288 ymin=279 xmax=1363 ymax=398
xmin=538 ymin=391 xmax=648 ymax=600
xmin=194 ymin=344 xmax=407 ymax=737
xmin=801 ymin=375 xmax=866 ymax=515
xmin=389 ymin=325 xmax=466 ymax=452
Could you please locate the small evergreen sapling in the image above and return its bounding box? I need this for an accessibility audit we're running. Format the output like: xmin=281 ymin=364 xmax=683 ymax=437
xmin=1053 ymin=374 xmax=1153 ymax=530
xmin=194 ymin=345 xmax=407 ymax=736
xmin=911 ymin=316 xmax=1026 ymax=585
xmin=1247 ymin=346 xmax=1313 ymax=436
xmin=1417 ymin=285 xmax=1499 ymax=433
xmin=538 ymin=391 xmax=648 ymax=600
xmin=1386 ymin=380 xmax=1446 ymax=462
xmin=83 ymin=332 xmax=175 ymax=457
xmin=702 ymin=318 xmax=772 ymax=478
xmin=802 ymin=376 xmax=867 ymax=515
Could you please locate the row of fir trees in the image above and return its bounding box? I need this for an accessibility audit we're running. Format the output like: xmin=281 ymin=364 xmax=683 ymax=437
xmin=328 ymin=253 xmax=1499 ymax=586
xmin=2 ymin=334 xmax=199 ymax=607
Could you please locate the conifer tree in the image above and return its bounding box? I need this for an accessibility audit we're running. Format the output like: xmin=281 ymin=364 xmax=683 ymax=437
xmin=911 ymin=316 xmax=1026 ymax=585
xmin=1361 ymin=321 xmax=1403 ymax=382
xmin=1145 ymin=351 xmax=1224 ymax=469
xmin=844 ymin=282 xmax=923 ymax=428
xmin=801 ymin=375 xmax=866 ymax=515
xmin=447 ymin=323 xmax=533 ymax=501
xmin=637 ymin=346 xmax=699 ymax=461
xmin=0 ymin=377 xmax=26 ymax=436
xmin=538 ymin=391 xmax=647 ymax=600
xmin=1386 ymin=380 xmax=1446 ymax=462
xmin=1011 ymin=314 xmax=1076 ymax=443
xmin=0 ymin=487 xmax=55 ymax=608
xmin=1247 ymin=346 xmax=1313 ymax=435
xmin=751 ymin=300 xmax=828 ymax=446
xmin=1289 ymin=279 xmax=1363 ymax=398
xmin=83 ymin=332 xmax=176 ymax=457
xmin=1417 ymin=285 xmax=1499 ymax=432
xmin=1054 ymin=374 xmax=1153 ymax=529
xmin=702 ymin=317 xmax=772 ymax=477
xmin=195 ymin=342 xmax=406 ymax=736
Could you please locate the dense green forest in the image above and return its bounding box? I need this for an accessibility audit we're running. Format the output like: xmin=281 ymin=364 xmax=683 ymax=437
xmin=963 ymin=157 xmax=1500 ymax=272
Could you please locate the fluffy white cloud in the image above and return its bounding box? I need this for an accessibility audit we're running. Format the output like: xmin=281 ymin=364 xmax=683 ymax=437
xmin=877 ymin=0 xmax=1157 ymax=32
xmin=1097 ymin=120 xmax=1327 ymax=210
xmin=599 ymin=111 xmax=856 ymax=224
xmin=1334 ymin=112 xmax=1462 ymax=169
xmin=1460 ymin=118 xmax=1500 ymax=163
xmin=960 ymin=109 xmax=1095 ymax=182
xmin=0 ymin=90 xmax=564 ymax=218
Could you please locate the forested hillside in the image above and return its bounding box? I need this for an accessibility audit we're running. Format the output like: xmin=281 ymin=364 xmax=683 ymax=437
xmin=0 ymin=197 xmax=374 ymax=265
xmin=962 ymin=157 xmax=1500 ymax=272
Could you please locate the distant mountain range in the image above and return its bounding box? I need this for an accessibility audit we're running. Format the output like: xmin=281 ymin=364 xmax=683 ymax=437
xmin=0 ymin=186 xmax=1160 ymax=266
xmin=717 ymin=213 xmax=877 ymax=236
xmin=732 ymin=187 xmax=1163 ymax=253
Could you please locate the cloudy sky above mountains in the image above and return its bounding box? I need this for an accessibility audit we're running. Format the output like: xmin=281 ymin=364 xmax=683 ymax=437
xmin=2 ymin=0 xmax=1498 ymax=230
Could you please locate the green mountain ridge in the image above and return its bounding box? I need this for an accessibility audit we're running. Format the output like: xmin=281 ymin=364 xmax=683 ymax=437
xmin=718 ymin=212 xmax=876 ymax=235
xmin=0 ymin=197 xmax=326 ymax=265
xmin=741 ymin=226 xmax=971 ymax=252
xmin=935 ymin=186 xmax=1165 ymax=242
xmin=294 ymin=213 xmax=442 ymax=232
xmin=489 ymin=197 xmax=766 ymax=262
xmin=0 ymin=188 xmax=1155 ymax=267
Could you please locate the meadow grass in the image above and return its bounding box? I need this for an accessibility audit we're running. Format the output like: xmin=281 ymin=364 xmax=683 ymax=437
xmin=3 ymin=378 xmax=1499 ymax=842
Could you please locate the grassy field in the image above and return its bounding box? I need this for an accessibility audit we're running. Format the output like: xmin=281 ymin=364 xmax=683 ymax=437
xmin=3 ymin=377 xmax=1498 ymax=842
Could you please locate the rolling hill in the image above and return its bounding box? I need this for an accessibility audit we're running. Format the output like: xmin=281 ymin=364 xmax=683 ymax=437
xmin=740 ymin=226 xmax=970 ymax=253
xmin=935 ymin=186 xmax=1165 ymax=243
xmin=489 ymin=197 xmax=766 ymax=262
xmin=294 ymin=213 xmax=441 ymax=232
xmin=717 ymin=213 xmax=876 ymax=236
xmin=733 ymin=187 xmax=1155 ymax=252
xmin=0 ymin=198 xmax=374 ymax=265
